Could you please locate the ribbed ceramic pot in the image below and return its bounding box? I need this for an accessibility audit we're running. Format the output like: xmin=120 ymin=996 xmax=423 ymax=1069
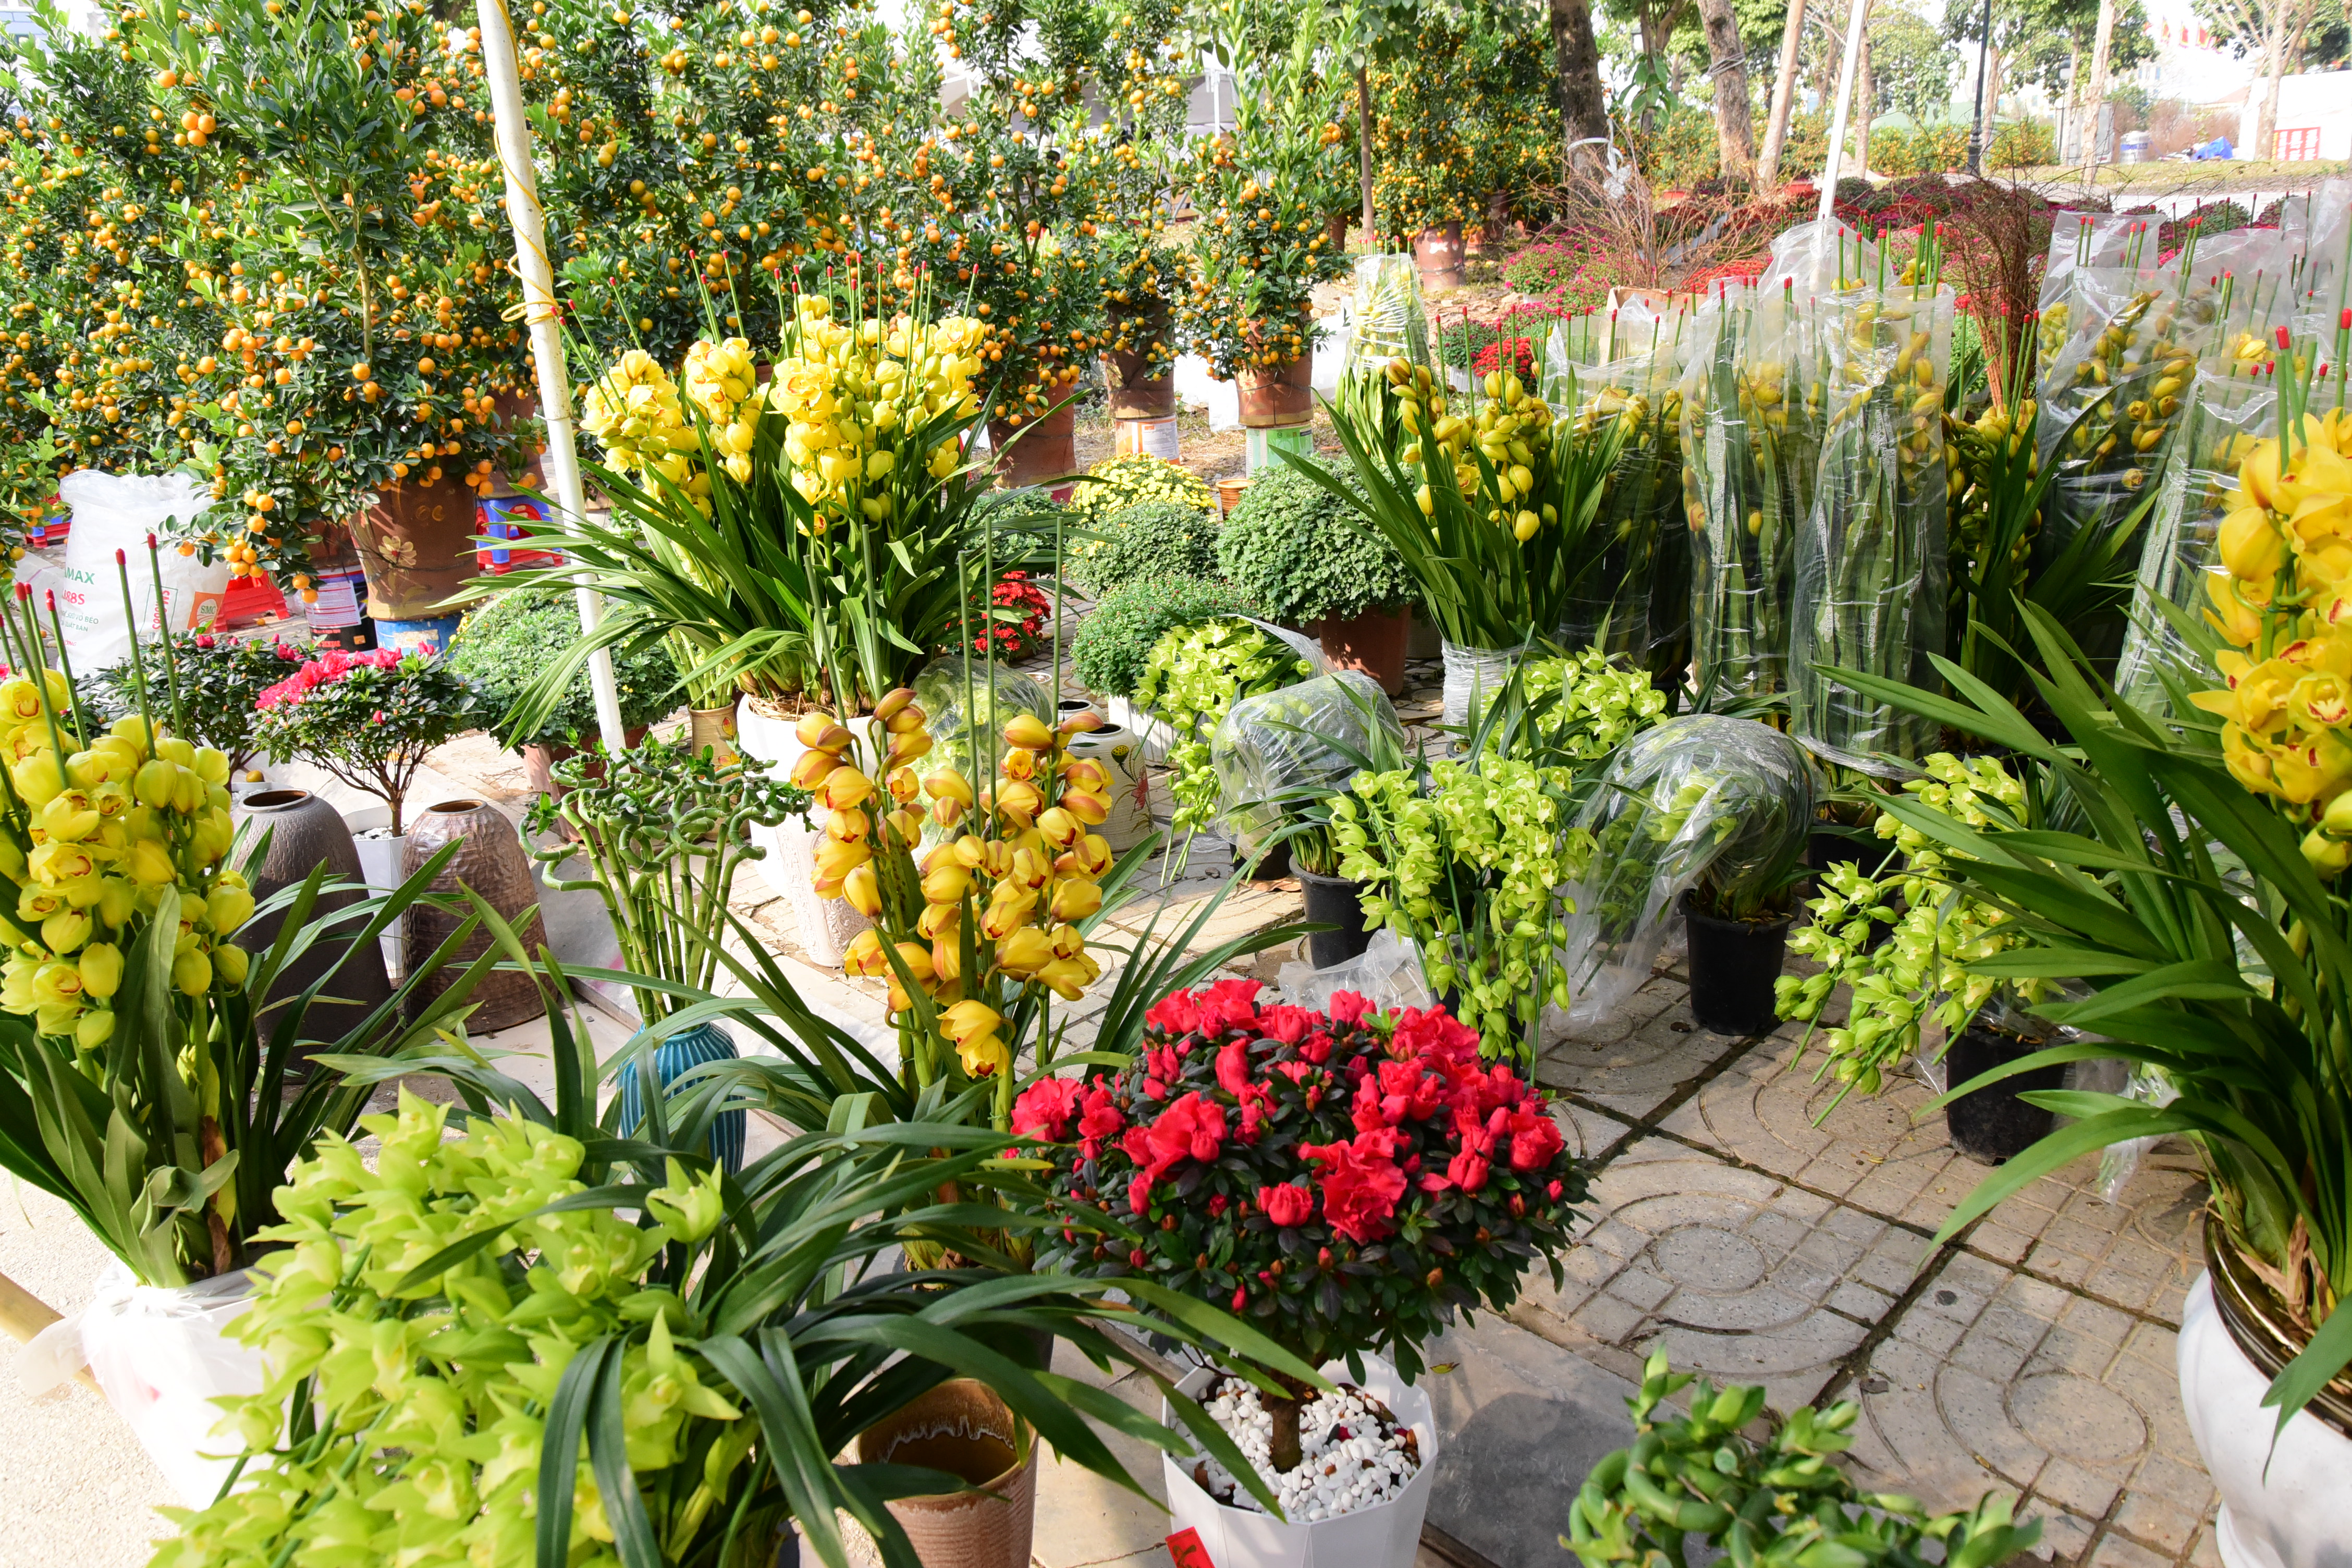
xmin=400 ymin=799 xmax=547 ymax=1031
xmin=231 ymin=789 xmax=392 ymax=1051
xmin=614 ymin=1020 xmax=746 ymax=1172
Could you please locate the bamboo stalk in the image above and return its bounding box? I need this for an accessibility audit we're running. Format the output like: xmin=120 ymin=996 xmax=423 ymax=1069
xmin=0 ymin=1268 xmax=100 ymax=1393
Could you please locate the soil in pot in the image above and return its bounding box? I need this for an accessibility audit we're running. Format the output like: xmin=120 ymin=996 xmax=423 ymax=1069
xmin=1682 ymin=891 xmax=1793 ymax=1036
xmin=1942 ymin=1022 xmax=2063 ymax=1163
xmin=1191 ymin=1375 xmax=1422 ymax=1525
xmin=1297 ymin=867 xmax=1370 ymax=969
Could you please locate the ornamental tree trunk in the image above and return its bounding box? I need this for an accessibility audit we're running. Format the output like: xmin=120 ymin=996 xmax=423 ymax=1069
xmin=1696 ymin=0 xmax=1757 ymax=183
xmin=1756 ymin=0 xmax=1807 ymax=192
xmin=1549 ymin=0 xmax=1610 ymax=177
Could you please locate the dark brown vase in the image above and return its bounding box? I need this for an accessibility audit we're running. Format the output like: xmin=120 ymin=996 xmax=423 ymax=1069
xmin=232 ymin=789 xmax=394 ymax=1051
xmin=401 ymin=799 xmax=548 ymax=1031
xmin=1102 ymin=312 xmax=1177 ymax=419
xmin=1235 ymin=357 xmax=1313 ymax=429
xmin=1317 ymin=606 xmax=1412 ymax=695
xmin=989 ymin=398 xmax=1079 ymax=488
xmin=1415 ymin=223 xmax=1466 ymax=290
xmin=351 ymin=472 xmax=481 ymax=621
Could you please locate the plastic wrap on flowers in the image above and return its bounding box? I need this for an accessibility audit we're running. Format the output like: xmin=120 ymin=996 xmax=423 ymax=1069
xmin=1786 ymin=284 xmax=1952 ymax=773
xmin=1559 ymin=717 xmax=1817 ymax=1027
xmin=1558 ymin=333 xmax=1690 ymax=665
xmin=1344 ymin=252 xmax=1432 ymax=375
xmin=1210 ymin=669 xmax=1406 ymax=852
xmin=911 ymin=658 xmax=1052 ymax=844
xmin=1440 ymin=638 xmax=1531 ymax=734
xmin=2114 ymin=365 xmax=2278 ymax=713
xmin=1681 ymin=281 xmax=1831 ymax=703
xmin=2034 ymin=212 xmax=2137 ymax=333
xmin=1756 ymin=220 xmax=1878 ymax=296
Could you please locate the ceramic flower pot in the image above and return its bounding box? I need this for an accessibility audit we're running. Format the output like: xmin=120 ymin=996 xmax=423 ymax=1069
xmin=688 ymin=701 xmax=739 ymax=764
xmin=1061 ymin=721 xmax=1152 ymax=853
xmin=841 ymin=1379 xmax=1037 ymax=1568
xmin=989 ymin=399 xmax=1078 ymax=489
xmin=1236 ymin=357 xmax=1313 ymax=430
xmin=349 ymin=472 xmax=484 ymax=622
xmin=400 ymin=799 xmax=548 ymax=1031
xmin=1682 ymin=891 xmax=1792 ymax=1037
xmin=2179 ymin=1236 xmax=2352 ymax=1568
xmin=1414 ymin=223 xmax=1466 ymax=290
xmin=1316 ymin=607 xmax=1411 ymax=696
xmin=345 ymin=809 xmax=409 ymax=981
xmin=232 ymin=788 xmax=393 ymax=1051
xmin=734 ymin=697 xmax=872 ymax=969
xmin=1102 ymin=314 xmax=1178 ymax=420
xmin=1217 ymin=475 xmax=1252 ymax=516
xmin=1104 ymin=694 xmax=1179 ymax=767
xmin=614 ymin=1019 xmax=746 ymax=1173
xmin=1161 ymin=1355 xmax=1437 ymax=1568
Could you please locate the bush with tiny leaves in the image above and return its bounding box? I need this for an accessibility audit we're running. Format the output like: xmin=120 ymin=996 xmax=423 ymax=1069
xmin=1072 ymin=575 xmax=1257 ymax=700
xmin=1217 ymin=464 xmax=1414 ymax=625
xmin=1074 ymin=499 xmax=1223 ymax=597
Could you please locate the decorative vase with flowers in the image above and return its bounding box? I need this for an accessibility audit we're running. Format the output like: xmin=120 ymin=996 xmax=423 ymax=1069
xmin=1018 ymin=982 xmax=1586 ymax=1552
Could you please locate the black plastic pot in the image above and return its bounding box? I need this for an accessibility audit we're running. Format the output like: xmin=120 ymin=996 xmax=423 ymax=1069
xmin=1807 ymin=824 xmax=1893 ymax=878
xmin=1297 ymin=868 xmax=1371 ymax=969
xmin=1683 ymin=891 xmax=1793 ymax=1036
xmin=1943 ymin=1022 xmax=2064 ymax=1163
xmin=1246 ymin=840 xmax=1292 ymax=881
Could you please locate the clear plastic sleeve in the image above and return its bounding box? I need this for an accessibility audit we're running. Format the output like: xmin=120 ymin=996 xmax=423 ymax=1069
xmin=1276 ymin=927 xmax=1435 ymax=1014
xmin=2114 ymin=364 xmax=2277 ymax=713
xmin=1786 ymin=284 xmax=1952 ymax=773
xmin=1559 ymin=716 xmax=1818 ymax=1025
xmin=1681 ymin=283 xmax=1829 ymax=702
xmin=1209 ymin=670 xmax=1406 ymax=851
xmin=1343 ymin=253 xmax=1431 ymax=376
xmin=911 ymin=659 xmax=1054 ymax=846
xmin=1440 ymin=638 xmax=1531 ymax=733
xmin=1758 ymin=220 xmax=1878 ymax=296
xmin=1559 ymin=326 xmax=1690 ymax=664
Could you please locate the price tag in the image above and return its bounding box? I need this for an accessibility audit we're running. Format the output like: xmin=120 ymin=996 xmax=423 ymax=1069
xmin=1165 ymin=1525 xmax=1216 ymax=1568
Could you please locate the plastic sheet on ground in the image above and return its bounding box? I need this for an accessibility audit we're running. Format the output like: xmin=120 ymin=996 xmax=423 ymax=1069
xmin=1559 ymin=716 xmax=1817 ymax=1028
xmin=1209 ymin=669 xmax=1404 ymax=852
xmin=1277 ymin=927 xmax=1433 ymax=1015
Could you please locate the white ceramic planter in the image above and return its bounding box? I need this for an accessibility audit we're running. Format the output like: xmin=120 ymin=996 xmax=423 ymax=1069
xmin=734 ymin=700 xmax=873 ymax=969
xmin=1064 ymin=721 xmax=1152 ymax=853
xmin=2177 ymin=1272 xmax=2352 ymax=1568
xmin=344 ymin=805 xmax=408 ymax=981
xmin=1104 ymin=694 xmax=1179 ymax=766
xmin=1161 ymin=1356 xmax=1437 ymax=1568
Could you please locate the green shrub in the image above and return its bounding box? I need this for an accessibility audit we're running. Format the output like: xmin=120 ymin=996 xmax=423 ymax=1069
xmin=1062 ymin=455 xmax=1216 ymax=583
xmin=451 ymin=589 xmax=682 ymax=749
xmin=1071 ymin=574 xmax=1255 ymax=699
xmin=1987 ymin=118 xmax=2055 ymax=169
xmin=1135 ymin=617 xmax=1315 ymax=831
xmin=1216 ymin=463 xmax=1414 ymax=623
xmin=1074 ymin=499 xmax=1223 ymax=597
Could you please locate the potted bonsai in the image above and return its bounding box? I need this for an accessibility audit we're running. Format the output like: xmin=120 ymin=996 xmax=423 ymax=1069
xmin=1019 ymin=981 xmax=1587 ymax=1557
xmin=1216 ymin=464 xmax=1418 ymax=694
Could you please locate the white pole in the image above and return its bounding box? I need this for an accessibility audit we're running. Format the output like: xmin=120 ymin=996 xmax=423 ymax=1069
xmin=1816 ymin=0 xmax=1871 ymax=228
xmin=474 ymin=0 xmax=629 ymax=756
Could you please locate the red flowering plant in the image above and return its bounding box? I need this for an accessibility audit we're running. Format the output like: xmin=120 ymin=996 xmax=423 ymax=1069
xmin=88 ymin=629 xmax=304 ymax=778
xmin=1017 ymin=979 xmax=1588 ymax=1474
xmin=253 ymin=648 xmax=482 ymax=835
xmin=951 ymin=570 xmax=1054 ymax=660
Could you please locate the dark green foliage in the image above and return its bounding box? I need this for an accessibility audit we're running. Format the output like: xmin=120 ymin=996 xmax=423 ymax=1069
xmin=1074 ymin=499 xmax=1223 ymax=597
xmin=1071 ymin=575 xmax=1255 ymax=699
xmin=449 ymin=590 xmax=682 ymax=749
xmin=1216 ymin=464 xmax=1414 ymax=624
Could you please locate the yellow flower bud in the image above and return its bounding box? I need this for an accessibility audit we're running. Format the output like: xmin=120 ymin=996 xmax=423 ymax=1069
xmin=214 ymin=943 xmax=248 ymax=989
xmin=843 ymin=862 xmax=883 ymax=917
xmin=206 ymin=886 xmax=255 ymax=933
xmin=40 ymin=909 xmax=91 ymax=955
xmin=75 ymin=1008 xmax=113 ymax=1051
xmin=77 ymin=942 xmax=122 ymax=999
xmin=134 ymin=758 xmax=177 ymax=810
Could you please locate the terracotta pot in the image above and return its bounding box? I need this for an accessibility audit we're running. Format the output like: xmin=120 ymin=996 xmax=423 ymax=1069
xmin=231 ymin=788 xmax=392 ymax=1050
xmin=400 ymin=799 xmax=549 ymax=1031
xmin=1327 ymin=212 xmax=1349 ymax=251
xmin=846 ymin=1379 xmax=1037 ymax=1568
xmin=989 ymin=399 xmax=1077 ymax=488
xmin=1235 ymin=357 xmax=1312 ymax=430
xmin=350 ymin=473 xmax=482 ymax=622
xmin=1415 ymin=222 xmax=1466 ymax=289
xmin=1214 ymin=475 xmax=1251 ymax=516
xmin=1101 ymin=314 xmax=1177 ymax=419
xmin=1317 ymin=605 xmax=1411 ymax=695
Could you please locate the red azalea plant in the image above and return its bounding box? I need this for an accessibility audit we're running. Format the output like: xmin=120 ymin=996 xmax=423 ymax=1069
xmin=253 ymin=648 xmax=481 ymax=835
xmin=1018 ymin=979 xmax=1588 ymax=1473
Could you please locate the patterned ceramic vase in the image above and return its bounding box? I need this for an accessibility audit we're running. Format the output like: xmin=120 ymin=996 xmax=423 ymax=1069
xmin=614 ymin=1020 xmax=745 ymax=1172
xmin=401 ymin=798 xmax=548 ymax=1031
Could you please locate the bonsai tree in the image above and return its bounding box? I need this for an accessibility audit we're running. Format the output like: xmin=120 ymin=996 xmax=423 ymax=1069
xmin=1567 ymin=1351 xmax=2040 ymax=1568
xmin=1020 ymin=981 xmax=1588 ymax=1473
xmin=254 ymin=648 xmax=481 ymax=836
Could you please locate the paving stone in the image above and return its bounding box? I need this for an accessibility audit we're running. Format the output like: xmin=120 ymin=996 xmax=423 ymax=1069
xmin=1513 ymin=1138 xmax=1909 ymax=1412
xmin=1419 ymin=1312 xmax=1640 ymax=1568
xmin=1845 ymin=1259 xmax=2218 ymax=1557
xmin=2089 ymin=1534 xmax=2174 ymax=1568
xmin=1028 ymin=1344 xmax=1176 ymax=1568
xmin=1536 ymin=989 xmax=1745 ymax=1119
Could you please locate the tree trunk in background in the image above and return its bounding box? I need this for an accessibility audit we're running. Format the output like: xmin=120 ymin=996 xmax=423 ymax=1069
xmin=1756 ymin=0 xmax=1807 ymax=192
xmin=1852 ymin=17 xmax=1873 ymax=177
xmin=2079 ymin=0 xmax=2117 ymax=180
xmin=1696 ymin=0 xmax=1758 ymax=182
xmin=2251 ymin=0 xmax=2314 ymax=160
xmin=1356 ymin=66 xmax=1375 ymax=240
xmin=1641 ymin=9 xmax=1672 ymax=133
xmin=1550 ymin=0 xmax=1611 ymax=175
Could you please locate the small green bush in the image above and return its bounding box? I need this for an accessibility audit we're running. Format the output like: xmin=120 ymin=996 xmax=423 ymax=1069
xmin=1987 ymin=118 xmax=2055 ymax=169
xmin=1074 ymin=499 xmax=1222 ymax=597
xmin=451 ymin=590 xmax=683 ymax=748
xmin=1216 ymin=464 xmax=1413 ymax=624
xmin=1071 ymin=575 xmax=1255 ymax=699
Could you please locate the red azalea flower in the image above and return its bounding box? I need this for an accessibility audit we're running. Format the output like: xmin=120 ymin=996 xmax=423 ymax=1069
xmin=1445 ymin=1144 xmax=1492 ymax=1193
xmin=1077 ymin=1086 xmax=1125 ymax=1157
xmin=1260 ymin=1005 xmax=1315 ymax=1044
xmin=1144 ymin=1091 xmax=1227 ymax=1171
xmin=1258 ymin=1182 xmax=1315 ymax=1227
xmin=1328 ymin=990 xmax=1372 ymax=1026
xmin=1302 ymin=1129 xmax=1407 ymax=1244
xmin=1505 ymin=1105 xmax=1565 ymax=1171
xmin=1145 ymin=990 xmax=1202 ymax=1036
xmin=1011 ymin=1076 xmax=1084 ymax=1142
xmin=1197 ymin=977 xmax=1263 ymax=1033
xmin=1128 ymin=1172 xmax=1155 ymax=1217
xmin=1216 ymin=1039 xmax=1253 ymax=1098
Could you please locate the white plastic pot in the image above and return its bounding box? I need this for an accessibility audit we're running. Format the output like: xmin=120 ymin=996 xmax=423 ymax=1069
xmin=18 ymin=1261 xmax=265 ymax=1508
xmin=1160 ymin=1356 xmax=1437 ymax=1568
xmin=345 ymin=805 xmax=408 ymax=981
xmin=734 ymin=700 xmax=873 ymax=969
xmin=2177 ymin=1272 xmax=2352 ymax=1568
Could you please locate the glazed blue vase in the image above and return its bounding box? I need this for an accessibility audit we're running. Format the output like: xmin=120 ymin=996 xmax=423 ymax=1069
xmin=615 ymin=1019 xmax=745 ymax=1173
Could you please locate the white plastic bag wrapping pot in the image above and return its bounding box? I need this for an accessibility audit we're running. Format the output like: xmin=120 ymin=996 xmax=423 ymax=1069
xmin=1210 ymin=670 xmax=1404 ymax=855
xmin=1277 ymin=928 xmax=1432 ymax=1015
xmin=2176 ymin=1273 xmax=2352 ymax=1568
xmin=1555 ymin=338 xmax=1690 ymax=668
xmin=55 ymin=470 xmax=228 ymax=672
xmin=18 ymin=1260 xmax=265 ymax=1508
xmin=911 ymin=657 xmax=1052 ymax=849
xmin=1437 ymin=640 xmax=1528 ymax=736
xmin=1785 ymin=283 xmax=1952 ymax=775
xmin=1558 ymin=716 xmax=1817 ymax=1028
xmin=1161 ymin=1356 xmax=1437 ymax=1568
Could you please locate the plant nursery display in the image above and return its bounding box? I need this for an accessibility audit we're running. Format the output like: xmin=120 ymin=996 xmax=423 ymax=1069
xmin=1134 ymin=617 xmax=1315 ymax=836
xmin=254 ymin=647 xmax=482 ymax=838
xmin=1215 ymin=463 xmax=1415 ymax=629
xmin=1021 ymin=982 xmax=1586 ymax=1478
xmin=1064 ymin=455 xmax=1220 ymax=581
xmin=87 ymin=630 xmax=303 ymax=780
xmin=1071 ymin=499 xmax=1224 ymax=599
xmin=1567 ymin=1351 xmax=2041 ymax=1568
xmin=1070 ymin=575 xmax=1258 ymax=702
xmin=1504 ymin=647 xmax=1670 ymax=769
